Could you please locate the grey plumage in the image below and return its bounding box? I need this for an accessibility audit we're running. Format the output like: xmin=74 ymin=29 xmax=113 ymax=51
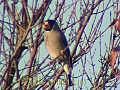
xmin=42 ymin=20 xmax=73 ymax=86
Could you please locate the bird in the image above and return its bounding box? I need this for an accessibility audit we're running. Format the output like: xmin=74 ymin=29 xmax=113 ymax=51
xmin=42 ymin=20 xmax=73 ymax=86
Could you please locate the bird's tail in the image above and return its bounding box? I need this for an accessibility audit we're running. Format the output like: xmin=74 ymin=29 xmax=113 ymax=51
xmin=63 ymin=64 xmax=73 ymax=86
xmin=68 ymin=74 xmax=73 ymax=86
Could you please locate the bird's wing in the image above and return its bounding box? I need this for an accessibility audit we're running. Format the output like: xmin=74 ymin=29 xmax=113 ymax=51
xmin=59 ymin=30 xmax=73 ymax=67
xmin=59 ymin=30 xmax=70 ymax=55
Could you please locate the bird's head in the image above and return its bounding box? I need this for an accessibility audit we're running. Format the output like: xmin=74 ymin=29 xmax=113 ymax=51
xmin=42 ymin=20 xmax=59 ymax=31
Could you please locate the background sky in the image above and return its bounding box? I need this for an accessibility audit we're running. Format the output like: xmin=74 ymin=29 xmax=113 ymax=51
xmin=0 ymin=0 xmax=120 ymax=90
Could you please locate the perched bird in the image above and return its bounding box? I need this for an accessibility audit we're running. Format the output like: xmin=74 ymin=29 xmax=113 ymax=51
xmin=42 ymin=20 xmax=73 ymax=86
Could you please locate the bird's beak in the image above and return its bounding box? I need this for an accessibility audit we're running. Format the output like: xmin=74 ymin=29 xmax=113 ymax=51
xmin=42 ymin=21 xmax=51 ymax=30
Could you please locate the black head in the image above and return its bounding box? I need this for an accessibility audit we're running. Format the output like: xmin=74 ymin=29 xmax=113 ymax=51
xmin=42 ymin=20 xmax=57 ymax=31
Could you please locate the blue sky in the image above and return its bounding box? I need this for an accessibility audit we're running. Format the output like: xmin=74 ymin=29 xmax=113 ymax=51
xmin=0 ymin=0 xmax=120 ymax=89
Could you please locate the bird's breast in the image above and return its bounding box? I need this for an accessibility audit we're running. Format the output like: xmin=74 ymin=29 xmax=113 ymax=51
xmin=44 ymin=31 xmax=65 ymax=59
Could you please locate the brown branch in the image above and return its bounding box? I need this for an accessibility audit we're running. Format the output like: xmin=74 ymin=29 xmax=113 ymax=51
xmin=42 ymin=68 xmax=64 ymax=89
xmin=3 ymin=20 xmax=32 ymax=89
xmin=54 ymin=0 xmax=65 ymax=20
xmin=32 ymin=0 xmax=52 ymax=25
xmin=71 ymin=0 xmax=103 ymax=57
xmin=24 ymin=0 xmax=52 ymax=89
